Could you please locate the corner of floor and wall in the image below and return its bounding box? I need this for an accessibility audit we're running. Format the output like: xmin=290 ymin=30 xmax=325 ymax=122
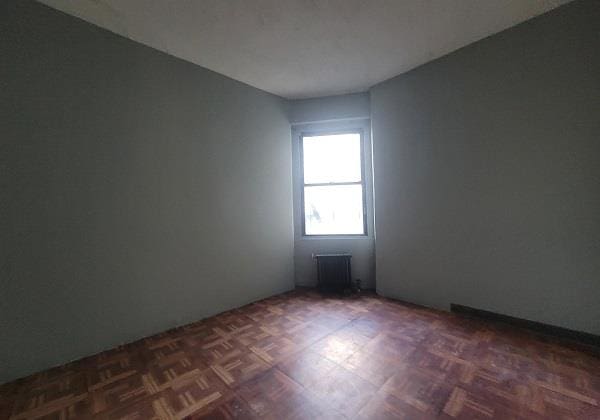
xmin=2 ymin=0 xmax=599 ymax=385
xmin=1 ymin=0 xmax=296 ymax=384
xmin=289 ymin=0 xmax=600 ymax=342
xmin=370 ymin=0 xmax=600 ymax=337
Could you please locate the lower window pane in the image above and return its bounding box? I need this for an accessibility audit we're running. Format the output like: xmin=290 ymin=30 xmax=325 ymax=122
xmin=304 ymin=184 xmax=364 ymax=235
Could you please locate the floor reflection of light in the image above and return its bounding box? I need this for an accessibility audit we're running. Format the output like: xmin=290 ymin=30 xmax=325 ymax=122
xmin=323 ymin=338 xmax=353 ymax=359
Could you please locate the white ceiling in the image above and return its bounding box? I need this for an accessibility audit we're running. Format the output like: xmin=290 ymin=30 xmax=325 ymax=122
xmin=39 ymin=0 xmax=569 ymax=99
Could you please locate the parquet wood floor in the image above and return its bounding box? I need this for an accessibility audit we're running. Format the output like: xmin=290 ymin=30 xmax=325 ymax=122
xmin=2 ymin=288 xmax=599 ymax=419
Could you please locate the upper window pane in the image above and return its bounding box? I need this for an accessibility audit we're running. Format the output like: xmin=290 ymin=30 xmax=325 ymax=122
xmin=302 ymin=133 xmax=362 ymax=184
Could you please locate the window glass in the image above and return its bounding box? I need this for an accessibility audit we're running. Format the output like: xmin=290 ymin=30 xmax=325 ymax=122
xmin=302 ymin=133 xmax=362 ymax=184
xmin=301 ymin=131 xmax=365 ymax=235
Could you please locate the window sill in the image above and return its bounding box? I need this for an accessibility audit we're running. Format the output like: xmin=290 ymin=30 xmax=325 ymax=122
xmin=299 ymin=234 xmax=372 ymax=240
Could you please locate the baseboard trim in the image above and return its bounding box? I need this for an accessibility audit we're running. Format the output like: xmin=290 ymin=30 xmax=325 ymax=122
xmin=451 ymin=304 xmax=600 ymax=349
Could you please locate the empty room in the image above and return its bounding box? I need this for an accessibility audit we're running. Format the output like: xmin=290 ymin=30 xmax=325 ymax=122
xmin=1 ymin=0 xmax=599 ymax=419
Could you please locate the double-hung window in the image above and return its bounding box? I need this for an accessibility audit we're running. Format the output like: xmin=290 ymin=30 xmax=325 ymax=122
xmin=300 ymin=130 xmax=367 ymax=236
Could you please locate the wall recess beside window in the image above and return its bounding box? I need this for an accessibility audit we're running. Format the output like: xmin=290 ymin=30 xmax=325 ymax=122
xmin=300 ymin=131 xmax=367 ymax=236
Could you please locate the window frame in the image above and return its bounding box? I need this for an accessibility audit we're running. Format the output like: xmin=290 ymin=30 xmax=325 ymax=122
xmin=299 ymin=129 xmax=368 ymax=237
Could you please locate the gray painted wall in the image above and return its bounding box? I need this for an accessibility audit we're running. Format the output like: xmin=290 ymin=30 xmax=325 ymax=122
xmin=371 ymin=0 xmax=599 ymax=335
xmin=288 ymin=94 xmax=375 ymax=289
xmin=288 ymin=93 xmax=370 ymax=124
xmin=1 ymin=0 xmax=294 ymax=383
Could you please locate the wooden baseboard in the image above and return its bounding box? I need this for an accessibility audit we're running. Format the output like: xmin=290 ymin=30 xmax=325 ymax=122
xmin=450 ymin=304 xmax=600 ymax=349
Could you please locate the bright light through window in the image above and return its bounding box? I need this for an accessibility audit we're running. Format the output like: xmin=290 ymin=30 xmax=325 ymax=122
xmin=302 ymin=132 xmax=365 ymax=235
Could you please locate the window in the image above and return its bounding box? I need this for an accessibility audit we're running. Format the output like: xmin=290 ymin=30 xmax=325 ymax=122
xmin=300 ymin=131 xmax=367 ymax=235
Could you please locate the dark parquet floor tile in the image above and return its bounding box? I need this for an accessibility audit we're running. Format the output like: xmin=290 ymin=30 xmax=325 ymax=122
xmin=3 ymin=288 xmax=599 ymax=419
